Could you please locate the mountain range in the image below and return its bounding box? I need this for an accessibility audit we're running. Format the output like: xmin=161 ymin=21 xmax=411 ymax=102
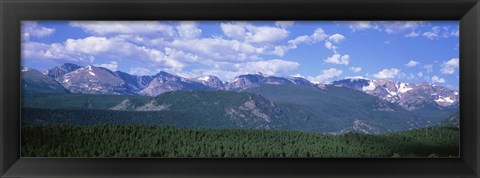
xmin=22 ymin=63 xmax=459 ymax=110
xmin=21 ymin=63 xmax=460 ymax=134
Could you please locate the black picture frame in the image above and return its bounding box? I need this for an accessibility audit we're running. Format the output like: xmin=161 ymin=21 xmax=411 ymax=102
xmin=1 ymin=0 xmax=479 ymax=177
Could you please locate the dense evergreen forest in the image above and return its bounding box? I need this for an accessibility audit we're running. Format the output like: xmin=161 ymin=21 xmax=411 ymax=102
xmin=22 ymin=125 xmax=459 ymax=158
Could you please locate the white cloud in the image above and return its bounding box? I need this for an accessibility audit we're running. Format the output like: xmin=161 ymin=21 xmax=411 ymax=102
xmin=384 ymin=21 xmax=424 ymax=34
xmin=65 ymin=37 xmax=114 ymax=54
xmin=325 ymin=54 xmax=349 ymax=65
xmin=96 ymin=61 xmax=118 ymax=71
xmin=239 ymin=59 xmax=300 ymax=76
xmin=423 ymin=31 xmax=439 ymax=40
xmin=324 ymin=41 xmax=337 ymax=51
xmin=220 ymin=22 xmax=247 ymax=40
xmin=349 ymin=66 xmax=362 ymax=72
xmin=176 ymin=21 xmax=202 ymax=39
xmin=70 ymin=21 xmax=175 ymax=36
xmin=23 ymin=41 xmax=95 ymax=62
xmin=312 ymin=28 xmax=328 ymax=41
xmin=22 ymin=21 xmax=55 ymax=40
xmin=288 ymin=35 xmax=311 ymax=49
xmin=23 ymin=36 xmax=187 ymax=70
xmin=424 ymin=64 xmax=433 ymax=73
xmin=405 ymin=31 xmax=420 ymax=38
xmin=373 ymin=68 xmax=401 ymax=79
xmin=169 ymin=37 xmax=263 ymax=62
xmin=405 ymin=60 xmax=420 ymax=67
xmin=275 ymin=21 xmax=295 ymax=28
xmin=130 ymin=67 xmax=154 ymax=76
xmin=431 ymin=76 xmax=446 ymax=83
xmin=348 ymin=21 xmax=380 ymax=31
xmin=440 ymin=58 xmax=459 ymax=74
xmin=308 ymin=68 xmax=343 ymax=84
xmin=220 ymin=22 xmax=289 ymax=43
xmin=422 ymin=26 xmax=458 ymax=40
xmin=328 ymin=34 xmax=345 ymax=43
xmin=272 ymin=46 xmax=289 ymax=56
xmin=287 ymin=27 xmax=327 ymax=48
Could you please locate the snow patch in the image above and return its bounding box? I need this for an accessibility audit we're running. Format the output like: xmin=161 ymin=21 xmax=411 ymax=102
xmin=398 ymin=83 xmax=413 ymax=93
xmin=435 ymin=96 xmax=455 ymax=104
xmin=198 ymin=76 xmax=211 ymax=82
xmin=385 ymin=88 xmax=397 ymax=96
xmin=88 ymin=71 xmax=96 ymax=76
xmin=362 ymin=81 xmax=376 ymax=91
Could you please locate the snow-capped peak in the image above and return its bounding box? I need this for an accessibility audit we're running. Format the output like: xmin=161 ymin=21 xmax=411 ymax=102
xmin=398 ymin=83 xmax=413 ymax=93
xmin=197 ymin=75 xmax=212 ymax=82
xmin=362 ymin=80 xmax=376 ymax=91
xmin=21 ymin=67 xmax=30 ymax=72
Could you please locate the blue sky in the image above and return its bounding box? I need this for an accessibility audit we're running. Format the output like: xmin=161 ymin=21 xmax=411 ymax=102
xmin=21 ymin=21 xmax=459 ymax=89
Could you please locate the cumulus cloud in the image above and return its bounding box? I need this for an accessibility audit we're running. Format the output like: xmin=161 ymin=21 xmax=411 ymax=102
xmin=348 ymin=21 xmax=380 ymax=31
xmin=96 ymin=61 xmax=118 ymax=71
xmin=328 ymin=34 xmax=345 ymax=43
xmin=324 ymin=41 xmax=337 ymax=51
xmin=275 ymin=21 xmax=295 ymax=28
xmin=239 ymin=59 xmax=300 ymax=76
xmin=349 ymin=66 xmax=362 ymax=72
xmin=220 ymin=22 xmax=289 ymax=43
xmin=440 ymin=58 xmax=459 ymax=74
xmin=22 ymin=21 xmax=55 ymax=40
xmin=347 ymin=21 xmax=433 ymax=38
xmin=70 ymin=21 xmax=175 ymax=36
xmin=405 ymin=60 xmax=420 ymax=67
xmin=431 ymin=76 xmax=446 ymax=83
xmin=384 ymin=21 xmax=424 ymax=34
xmin=23 ymin=36 xmax=187 ymax=70
xmin=325 ymin=54 xmax=349 ymax=65
xmin=405 ymin=31 xmax=420 ymax=38
xmin=288 ymin=35 xmax=311 ymax=49
xmin=312 ymin=28 xmax=328 ymax=41
xmin=287 ymin=28 xmax=329 ymax=48
xmin=169 ymin=37 xmax=263 ymax=62
xmin=423 ymin=26 xmax=441 ymax=40
xmin=422 ymin=26 xmax=459 ymax=40
xmin=308 ymin=68 xmax=343 ymax=84
xmin=176 ymin=21 xmax=202 ymax=39
xmin=373 ymin=68 xmax=401 ymax=79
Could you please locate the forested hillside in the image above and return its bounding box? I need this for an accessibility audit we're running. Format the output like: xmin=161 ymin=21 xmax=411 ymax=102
xmin=22 ymin=125 xmax=459 ymax=158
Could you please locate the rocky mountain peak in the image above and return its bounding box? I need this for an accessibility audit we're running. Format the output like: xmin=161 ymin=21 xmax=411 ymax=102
xmin=44 ymin=63 xmax=81 ymax=78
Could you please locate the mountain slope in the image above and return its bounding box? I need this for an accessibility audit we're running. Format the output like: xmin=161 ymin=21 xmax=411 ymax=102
xmin=57 ymin=65 xmax=134 ymax=94
xmin=243 ymin=84 xmax=434 ymax=133
xmin=332 ymin=78 xmax=459 ymax=110
xmin=44 ymin=63 xmax=81 ymax=78
xmin=22 ymin=68 xmax=69 ymax=95
xmin=227 ymin=73 xmax=313 ymax=91
xmin=22 ymin=90 xmax=299 ymax=130
xmin=139 ymin=72 xmax=213 ymax=96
